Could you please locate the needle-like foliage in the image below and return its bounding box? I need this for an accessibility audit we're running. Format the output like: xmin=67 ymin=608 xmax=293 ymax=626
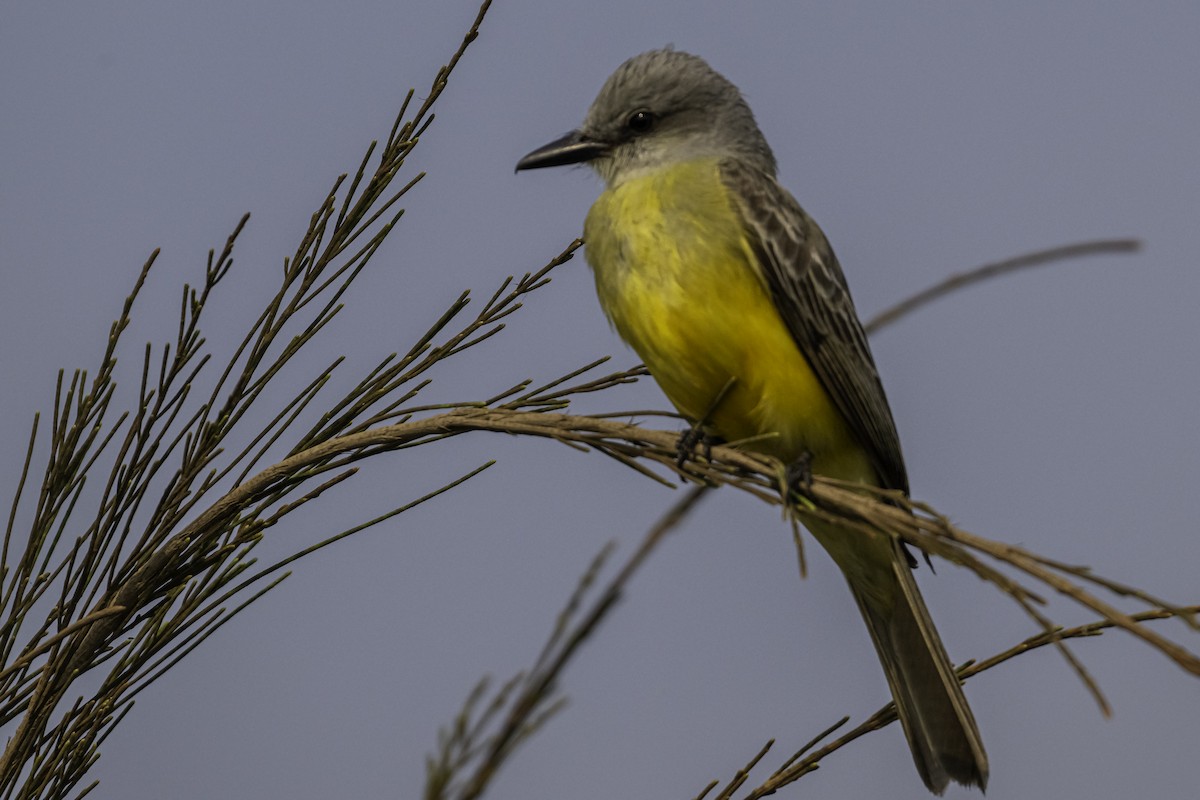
xmin=0 ymin=2 xmax=1192 ymax=798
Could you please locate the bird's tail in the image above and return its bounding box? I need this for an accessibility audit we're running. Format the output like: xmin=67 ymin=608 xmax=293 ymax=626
xmin=844 ymin=541 xmax=989 ymax=794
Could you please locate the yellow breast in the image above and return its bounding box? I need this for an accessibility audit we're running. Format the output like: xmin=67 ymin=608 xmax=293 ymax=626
xmin=583 ymin=159 xmax=872 ymax=483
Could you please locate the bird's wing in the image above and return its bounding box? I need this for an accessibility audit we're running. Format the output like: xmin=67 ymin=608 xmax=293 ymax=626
xmin=720 ymin=159 xmax=908 ymax=493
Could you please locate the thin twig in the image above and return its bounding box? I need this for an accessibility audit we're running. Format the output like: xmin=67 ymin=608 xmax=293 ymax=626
xmin=739 ymin=605 xmax=1198 ymax=798
xmin=865 ymin=239 xmax=1141 ymax=333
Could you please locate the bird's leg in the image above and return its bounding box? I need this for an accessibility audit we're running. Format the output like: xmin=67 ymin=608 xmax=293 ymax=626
xmin=676 ymin=377 xmax=737 ymax=470
xmin=676 ymin=421 xmax=717 ymax=468
xmin=785 ymin=450 xmax=815 ymax=502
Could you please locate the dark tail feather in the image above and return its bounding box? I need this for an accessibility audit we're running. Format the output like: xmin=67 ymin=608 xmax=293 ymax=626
xmin=846 ymin=544 xmax=989 ymax=795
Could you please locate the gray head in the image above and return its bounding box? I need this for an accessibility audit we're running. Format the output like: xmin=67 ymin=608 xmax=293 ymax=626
xmin=517 ymin=49 xmax=777 ymax=185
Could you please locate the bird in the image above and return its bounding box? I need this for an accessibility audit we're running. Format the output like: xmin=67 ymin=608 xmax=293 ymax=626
xmin=515 ymin=48 xmax=987 ymax=794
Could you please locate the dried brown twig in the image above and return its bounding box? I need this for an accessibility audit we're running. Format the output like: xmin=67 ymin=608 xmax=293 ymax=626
xmin=864 ymin=239 xmax=1141 ymax=334
xmin=426 ymin=487 xmax=710 ymax=800
xmin=235 ymin=405 xmax=1200 ymax=679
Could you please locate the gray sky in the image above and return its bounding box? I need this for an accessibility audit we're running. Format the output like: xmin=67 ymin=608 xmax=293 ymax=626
xmin=3 ymin=2 xmax=1199 ymax=798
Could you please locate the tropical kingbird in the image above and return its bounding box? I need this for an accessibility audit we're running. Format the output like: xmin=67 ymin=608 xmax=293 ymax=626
xmin=516 ymin=49 xmax=987 ymax=794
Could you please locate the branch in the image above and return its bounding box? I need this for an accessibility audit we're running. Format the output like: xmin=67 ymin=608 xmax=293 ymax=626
xmin=152 ymin=405 xmax=1200 ymax=685
xmin=864 ymin=238 xmax=1141 ymax=333
xmin=426 ymin=486 xmax=711 ymax=800
xmin=735 ymin=605 xmax=1200 ymax=798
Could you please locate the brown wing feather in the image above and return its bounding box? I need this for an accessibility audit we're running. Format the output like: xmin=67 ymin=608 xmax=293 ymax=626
xmin=720 ymin=159 xmax=908 ymax=494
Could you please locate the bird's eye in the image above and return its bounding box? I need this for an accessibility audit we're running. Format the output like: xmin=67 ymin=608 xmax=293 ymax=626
xmin=626 ymin=110 xmax=656 ymax=133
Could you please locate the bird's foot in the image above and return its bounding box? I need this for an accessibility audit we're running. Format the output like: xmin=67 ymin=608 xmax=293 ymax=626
xmin=676 ymin=422 xmax=716 ymax=470
xmin=784 ymin=451 xmax=815 ymax=501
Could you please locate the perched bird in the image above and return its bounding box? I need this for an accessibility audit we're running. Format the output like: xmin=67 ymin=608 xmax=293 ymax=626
xmin=516 ymin=49 xmax=987 ymax=794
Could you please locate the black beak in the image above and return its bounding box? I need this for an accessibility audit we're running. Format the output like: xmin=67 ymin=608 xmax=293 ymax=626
xmin=516 ymin=130 xmax=609 ymax=171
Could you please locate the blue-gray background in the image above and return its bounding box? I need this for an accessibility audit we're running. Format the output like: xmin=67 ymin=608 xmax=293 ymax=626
xmin=2 ymin=2 xmax=1198 ymax=798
